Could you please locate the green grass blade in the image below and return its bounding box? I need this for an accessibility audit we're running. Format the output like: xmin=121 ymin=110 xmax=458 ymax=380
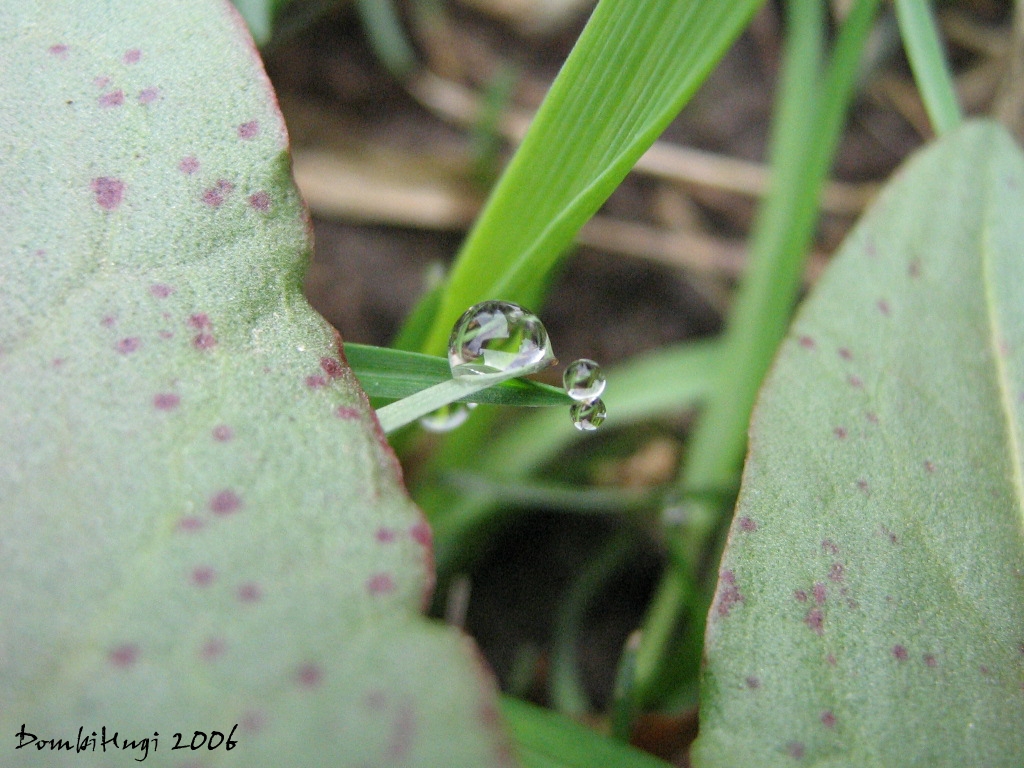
xmin=345 ymin=343 xmax=570 ymax=406
xmin=413 ymin=0 xmax=765 ymax=355
xmin=894 ymin=0 xmax=962 ymax=135
xmin=502 ymin=696 xmax=674 ymax=768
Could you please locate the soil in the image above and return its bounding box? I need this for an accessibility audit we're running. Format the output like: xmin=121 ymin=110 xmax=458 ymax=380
xmin=261 ymin=1 xmax=1017 ymax=762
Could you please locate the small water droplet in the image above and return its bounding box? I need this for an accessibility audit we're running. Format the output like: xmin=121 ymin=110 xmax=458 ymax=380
xmin=563 ymin=358 xmax=605 ymax=403
xmin=570 ymin=398 xmax=606 ymax=431
xmin=419 ymin=403 xmax=471 ymax=432
xmin=448 ymin=301 xmax=553 ymax=378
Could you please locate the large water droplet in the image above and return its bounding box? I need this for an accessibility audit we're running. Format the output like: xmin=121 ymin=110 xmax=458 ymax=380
xmin=570 ymin=398 xmax=606 ymax=431
xmin=448 ymin=301 xmax=554 ymax=378
xmin=419 ymin=402 xmax=471 ymax=432
xmin=563 ymin=358 xmax=605 ymax=403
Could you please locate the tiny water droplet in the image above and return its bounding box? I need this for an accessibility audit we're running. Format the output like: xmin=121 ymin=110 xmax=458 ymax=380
xmin=448 ymin=301 xmax=553 ymax=378
xmin=420 ymin=403 xmax=471 ymax=432
xmin=563 ymin=358 xmax=605 ymax=403
xmin=570 ymin=398 xmax=606 ymax=431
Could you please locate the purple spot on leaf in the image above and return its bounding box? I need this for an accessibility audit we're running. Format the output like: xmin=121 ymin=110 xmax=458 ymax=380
xmin=924 ymin=654 xmax=938 ymax=667
xmin=188 ymin=313 xmax=210 ymax=329
xmin=838 ymin=347 xmax=853 ymax=361
xmin=410 ymin=521 xmax=431 ymax=547
xmin=209 ymin=490 xmax=241 ymax=515
xmin=805 ymin=608 xmax=824 ymax=634
xmin=100 ymin=315 xmax=117 ymax=328
xmin=826 ymin=653 xmax=837 ymax=666
xmin=821 ymin=710 xmax=836 ymax=728
xmin=909 ymin=258 xmax=921 ymax=278
xmin=321 ymin=357 xmax=343 ymax=378
xmin=109 ymin=643 xmax=139 ymax=668
xmin=856 ymin=478 xmax=869 ymax=493
xmin=387 ymin=704 xmax=417 ymax=760
xmin=48 ymin=44 xmax=70 ymax=59
xmin=829 ymin=563 xmax=845 ymax=582
xmin=200 ymin=638 xmax=225 ymax=661
xmin=336 ymin=406 xmax=360 ymax=420
xmin=376 ymin=527 xmax=397 ymax=543
xmin=93 ymin=76 xmax=111 ymax=88
xmin=240 ymin=711 xmax=266 ymax=733
xmin=794 ymin=589 xmax=808 ymax=603
xmin=367 ymin=573 xmax=396 ymax=595
xmin=866 ymin=411 xmax=879 ymax=424
xmin=787 ymin=741 xmax=805 ymax=760
xmin=877 ymin=299 xmax=891 ymax=316
xmin=237 ymin=120 xmax=260 ymax=139
xmin=237 ymin=583 xmax=262 ymax=603
xmin=123 ymin=48 xmax=142 ymax=64
xmin=153 ymin=393 xmax=180 ymax=410
xmin=296 ymin=663 xmax=323 ymax=688
xmin=716 ymin=569 xmax=744 ymax=617
xmin=202 ymin=188 xmax=225 ymax=207
xmin=179 ymin=156 xmax=200 ymax=174
xmin=745 ymin=676 xmax=760 ymax=689
xmin=150 ymin=283 xmax=174 ymax=298
xmin=924 ymin=460 xmax=935 ymax=473
xmin=248 ymin=191 xmax=271 ymax=212
xmin=833 ymin=426 xmax=847 ymax=439
xmin=191 ymin=566 xmax=215 ymax=586
xmin=813 ymin=583 xmax=827 ymax=604
xmin=137 ymin=87 xmax=160 ymax=104
xmin=91 ymin=177 xmax=124 ymax=210
xmin=306 ymin=375 xmax=327 ymax=389
xmin=892 ymin=644 xmax=908 ymax=661
xmin=212 ymin=425 xmax=233 ymax=442
xmin=798 ymin=335 xmax=815 ymax=350
xmin=847 ymin=374 xmax=863 ymax=388
xmin=738 ymin=516 xmax=757 ymax=532
xmin=98 ymin=89 xmax=125 ymax=108
xmin=178 ymin=516 xmax=204 ymax=532
xmin=116 ymin=337 xmax=140 ymax=354
xmin=193 ymin=333 xmax=216 ymax=350
xmin=822 ymin=539 xmax=839 ymax=555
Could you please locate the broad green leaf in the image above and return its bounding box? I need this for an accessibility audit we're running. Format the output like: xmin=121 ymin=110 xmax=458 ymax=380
xmin=692 ymin=121 xmax=1024 ymax=767
xmin=416 ymin=0 xmax=765 ymax=355
xmin=345 ymin=343 xmax=570 ymax=406
xmin=0 ymin=4 xmax=515 ymax=767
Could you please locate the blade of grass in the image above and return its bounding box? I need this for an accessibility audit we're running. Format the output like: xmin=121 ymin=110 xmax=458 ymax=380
xmin=345 ymin=343 xmax=570 ymax=406
xmin=501 ymin=695 xmax=674 ymax=768
xmin=634 ymin=0 xmax=884 ymax=706
xmin=408 ymin=0 xmax=765 ymax=356
xmin=894 ymin=0 xmax=962 ymax=135
xmin=550 ymin=528 xmax=643 ymax=717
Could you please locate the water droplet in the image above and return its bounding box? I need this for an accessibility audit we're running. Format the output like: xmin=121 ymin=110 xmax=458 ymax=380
xmin=448 ymin=301 xmax=553 ymax=378
xmin=419 ymin=403 xmax=471 ymax=432
xmin=570 ymin=398 xmax=606 ymax=431
xmin=563 ymin=358 xmax=605 ymax=403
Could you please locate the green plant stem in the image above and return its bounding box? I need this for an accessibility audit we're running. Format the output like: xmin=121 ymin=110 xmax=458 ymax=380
xmin=894 ymin=0 xmax=962 ymax=135
xmin=633 ymin=0 xmax=883 ymax=706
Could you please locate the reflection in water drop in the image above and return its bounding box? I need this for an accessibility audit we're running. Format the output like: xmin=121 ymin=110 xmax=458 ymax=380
xmin=448 ymin=301 xmax=554 ymax=378
xmin=563 ymin=358 xmax=605 ymax=403
xmin=570 ymin=398 xmax=606 ymax=431
xmin=419 ymin=402 xmax=471 ymax=433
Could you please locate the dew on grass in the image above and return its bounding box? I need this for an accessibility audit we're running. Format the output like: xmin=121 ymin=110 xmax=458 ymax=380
xmin=447 ymin=301 xmax=553 ymax=378
xmin=570 ymin=398 xmax=606 ymax=431
xmin=563 ymin=358 xmax=605 ymax=403
xmin=419 ymin=403 xmax=471 ymax=433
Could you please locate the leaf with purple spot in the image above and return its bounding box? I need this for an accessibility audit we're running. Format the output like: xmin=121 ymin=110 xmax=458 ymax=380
xmin=0 ymin=3 xmax=515 ymax=766
xmin=692 ymin=122 xmax=1024 ymax=767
